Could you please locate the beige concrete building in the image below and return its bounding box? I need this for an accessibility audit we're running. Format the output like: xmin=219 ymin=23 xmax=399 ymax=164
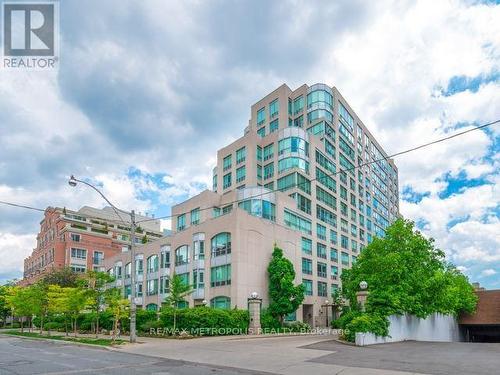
xmin=105 ymin=83 xmax=399 ymax=327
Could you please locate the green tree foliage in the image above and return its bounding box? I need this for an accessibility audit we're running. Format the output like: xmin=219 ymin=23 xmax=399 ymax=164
xmin=0 ymin=285 xmax=11 ymax=327
xmin=5 ymin=286 xmax=33 ymax=332
xmin=81 ymin=271 xmax=114 ymax=337
xmin=41 ymin=267 xmax=80 ymax=287
xmin=338 ymin=219 xmax=478 ymax=341
xmin=47 ymin=285 xmax=89 ymax=337
xmin=163 ymin=273 xmax=193 ymax=332
xmin=104 ymin=288 xmax=129 ymax=342
xmin=267 ymin=245 xmax=305 ymax=324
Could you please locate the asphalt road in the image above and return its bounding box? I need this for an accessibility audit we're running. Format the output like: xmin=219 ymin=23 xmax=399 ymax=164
xmin=302 ymin=339 xmax=500 ymax=375
xmin=0 ymin=335 xmax=274 ymax=375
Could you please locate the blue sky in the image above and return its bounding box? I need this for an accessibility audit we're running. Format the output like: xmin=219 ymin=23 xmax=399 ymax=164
xmin=0 ymin=0 xmax=499 ymax=288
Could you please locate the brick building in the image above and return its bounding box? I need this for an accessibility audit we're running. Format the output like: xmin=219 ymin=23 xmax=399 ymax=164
xmin=21 ymin=206 xmax=163 ymax=285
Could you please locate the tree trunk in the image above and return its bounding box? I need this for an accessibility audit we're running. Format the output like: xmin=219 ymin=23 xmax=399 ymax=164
xmin=96 ymin=315 xmax=99 ymax=338
xmin=30 ymin=316 xmax=33 ymax=333
xmin=65 ymin=318 xmax=68 ymax=336
xmin=173 ymin=309 xmax=177 ymax=335
xmin=112 ymin=318 xmax=117 ymax=343
xmin=20 ymin=317 xmax=24 ymax=333
xmin=40 ymin=314 xmax=44 ymax=335
xmin=73 ymin=317 xmax=77 ymax=338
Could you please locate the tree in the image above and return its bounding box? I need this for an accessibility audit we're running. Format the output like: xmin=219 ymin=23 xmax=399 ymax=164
xmin=104 ymin=288 xmax=129 ymax=342
xmin=47 ymin=285 xmax=89 ymax=337
xmin=341 ymin=219 xmax=477 ymax=318
xmin=267 ymin=245 xmax=305 ymax=324
xmin=330 ymin=288 xmax=343 ymax=321
xmin=5 ymin=286 xmax=33 ymax=332
xmin=82 ymin=271 xmax=114 ymax=337
xmin=27 ymin=282 xmax=48 ymax=334
xmin=338 ymin=219 xmax=478 ymax=341
xmin=0 ymin=285 xmax=10 ymax=327
xmin=163 ymin=273 xmax=193 ymax=333
xmin=42 ymin=267 xmax=80 ymax=287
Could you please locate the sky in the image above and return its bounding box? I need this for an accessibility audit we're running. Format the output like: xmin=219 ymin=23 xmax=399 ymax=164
xmin=0 ymin=0 xmax=499 ymax=288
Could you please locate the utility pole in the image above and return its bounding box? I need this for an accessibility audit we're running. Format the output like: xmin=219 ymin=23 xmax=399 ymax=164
xmin=129 ymin=210 xmax=137 ymax=343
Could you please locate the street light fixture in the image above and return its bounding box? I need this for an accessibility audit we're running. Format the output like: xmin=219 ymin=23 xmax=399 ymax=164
xmin=68 ymin=175 xmax=138 ymax=343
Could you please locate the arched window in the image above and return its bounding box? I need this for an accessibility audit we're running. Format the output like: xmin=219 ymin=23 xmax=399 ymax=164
xmin=211 ymin=233 xmax=231 ymax=257
xmin=146 ymin=303 xmax=158 ymax=311
xmin=210 ymin=296 xmax=231 ymax=309
xmin=147 ymin=254 xmax=158 ymax=273
xmin=125 ymin=262 xmax=131 ymax=278
xmin=175 ymin=245 xmax=189 ymax=266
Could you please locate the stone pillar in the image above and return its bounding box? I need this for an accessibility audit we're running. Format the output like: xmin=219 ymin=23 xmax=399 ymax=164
xmin=248 ymin=297 xmax=262 ymax=335
xmin=356 ymin=291 xmax=369 ymax=312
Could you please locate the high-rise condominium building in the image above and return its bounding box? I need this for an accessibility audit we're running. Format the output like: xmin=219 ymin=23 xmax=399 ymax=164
xmin=21 ymin=206 xmax=163 ymax=285
xmin=105 ymin=83 xmax=399 ymax=327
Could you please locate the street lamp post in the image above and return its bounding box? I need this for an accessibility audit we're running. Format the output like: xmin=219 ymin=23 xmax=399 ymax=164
xmin=68 ymin=175 xmax=138 ymax=343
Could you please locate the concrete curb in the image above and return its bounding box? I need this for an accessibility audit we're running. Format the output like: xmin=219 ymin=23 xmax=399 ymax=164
xmin=0 ymin=332 xmax=128 ymax=350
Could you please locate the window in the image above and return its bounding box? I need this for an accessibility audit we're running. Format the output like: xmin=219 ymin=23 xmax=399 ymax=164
xmin=315 ymin=150 xmax=336 ymax=174
xmin=293 ymin=115 xmax=304 ymax=127
xmin=339 ymin=154 xmax=355 ymax=175
xmin=257 ymin=107 xmax=265 ymax=125
xmin=316 ymin=205 xmax=337 ymax=227
xmin=307 ymin=89 xmax=333 ymax=109
xmin=330 ymin=248 xmax=338 ymax=262
xmin=317 ymin=262 xmax=327 ymax=278
xmin=263 ymin=163 xmax=274 ymax=179
xmin=211 ymin=296 xmax=231 ymax=309
xmin=278 ymin=137 xmax=309 ymax=157
xmin=160 ymin=276 xmax=169 ymax=294
xmin=212 ymin=174 xmax=217 ymax=191
xmin=136 ymin=258 xmax=143 ymax=274
xmin=339 ymin=137 xmax=355 ymax=161
xmin=316 ymin=168 xmax=336 ymax=193
xmin=125 ymin=262 xmax=131 ymax=277
xmin=147 ymin=254 xmax=159 ymax=273
xmin=316 ymin=186 xmax=336 ymax=210
xmin=264 ymin=181 xmax=274 ymax=190
xmin=341 ymin=251 xmax=350 ymax=266
xmin=191 ymin=208 xmax=200 ymax=225
xmin=341 ymin=235 xmax=349 ymax=249
xmin=211 ymin=264 xmax=231 ymax=287
xmin=223 ymin=155 xmax=232 ymax=171
xmin=269 ymin=119 xmax=279 ymax=133
xmin=263 ymin=143 xmax=274 ymax=161
xmin=160 ymin=246 xmax=171 ymax=268
xmin=93 ymin=251 xmax=104 ymax=265
xmin=284 ymin=209 xmax=312 ymax=234
xmin=238 ymin=199 xmax=276 ymax=221
xmin=307 ymin=109 xmax=333 ymax=123
xmin=177 ymin=214 xmax=186 ymax=231
xmin=222 ymin=205 xmax=233 ymax=215
xmin=301 ymin=237 xmax=312 ymax=254
xmin=317 ymin=223 xmax=326 ymax=240
xmin=178 ymin=272 xmax=190 ymax=286
xmin=317 ymin=281 xmax=328 ymax=297
xmin=175 ymin=245 xmax=189 ymax=266
xmin=70 ymin=233 xmax=80 ymax=242
xmin=277 ymin=172 xmax=311 ymax=194
xmin=71 ymin=248 xmax=86 ymax=259
xmin=236 ymin=147 xmax=246 ymax=164
xmin=223 ymin=173 xmax=232 ymax=189
xmin=257 ymin=146 xmax=262 ymax=162
xmin=236 ymin=166 xmax=246 ymax=183
xmin=302 ymin=258 xmax=312 ymax=275
xmin=339 ymin=103 xmax=354 ymax=132
xmin=257 ymin=126 xmax=266 ymax=138
xmin=146 ymin=303 xmax=158 ymax=311
xmin=193 ymin=269 xmax=205 ymax=289
xmin=147 ymin=279 xmax=158 ymax=296
xmin=317 ymin=243 xmax=327 ymax=259
xmin=330 ymin=230 xmax=338 ymax=245
xmin=71 ymin=264 xmax=86 ymax=273
xmin=293 ymin=96 xmax=304 ymax=114
xmin=269 ymin=99 xmax=279 ymax=118
xmin=325 ymin=140 xmax=336 ymax=159
xmin=278 ymin=157 xmax=309 ymax=174
xmin=290 ymin=192 xmax=311 ymax=214
xmin=193 ymin=235 xmax=205 ymax=260
xmin=211 ymin=232 xmax=231 ymax=257
xmin=257 ymin=164 xmax=262 ymax=180
xmin=331 ymin=265 xmax=339 ymax=280
xmin=303 ymin=279 xmax=313 ymax=296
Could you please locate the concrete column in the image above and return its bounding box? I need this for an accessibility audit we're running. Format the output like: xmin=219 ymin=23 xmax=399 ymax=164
xmin=356 ymin=291 xmax=369 ymax=312
xmin=248 ymin=297 xmax=262 ymax=334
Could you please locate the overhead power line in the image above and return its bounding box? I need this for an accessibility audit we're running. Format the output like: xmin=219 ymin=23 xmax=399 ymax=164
xmin=1 ymin=119 xmax=498 ymax=224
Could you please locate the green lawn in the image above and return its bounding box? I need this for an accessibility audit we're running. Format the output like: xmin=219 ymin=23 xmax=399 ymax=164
xmin=1 ymin=330 xmax=126 ymax=346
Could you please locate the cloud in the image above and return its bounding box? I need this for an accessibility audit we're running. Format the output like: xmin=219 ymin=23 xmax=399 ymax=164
xmin=0 ymin=0 xmax=499 ymax=287
xmin=481 ymin=269 xmax=497 ymax=277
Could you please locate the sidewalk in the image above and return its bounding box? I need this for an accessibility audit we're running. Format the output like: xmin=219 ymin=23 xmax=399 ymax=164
xmin=116 ymin=334 xmax=428 ymax=375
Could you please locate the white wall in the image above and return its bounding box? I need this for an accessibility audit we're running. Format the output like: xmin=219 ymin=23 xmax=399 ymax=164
xmin=355 ymin=313 xmax=460 ymax=346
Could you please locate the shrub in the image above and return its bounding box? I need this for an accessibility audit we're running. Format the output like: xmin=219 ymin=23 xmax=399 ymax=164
xmin=159 ymin=307 xmax=248 ymax=335
xmin=284 ymin=321 xmax=311 ymax=332
xmin=44 ymin=322 xmax=64 ymax=331
xmin=344 ymin=314 xmax=389 ymax=342
xmin=260 ymin=308 xmax=280 ymax=330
